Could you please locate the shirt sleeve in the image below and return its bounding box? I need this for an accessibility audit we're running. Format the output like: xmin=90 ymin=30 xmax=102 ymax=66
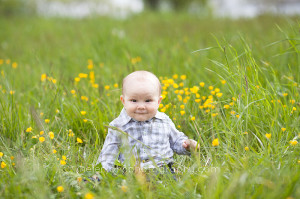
xmin=96 ymin=126 xmax=121 ymax=171
xmin=168 ymin=118 xmax=191 ymax=155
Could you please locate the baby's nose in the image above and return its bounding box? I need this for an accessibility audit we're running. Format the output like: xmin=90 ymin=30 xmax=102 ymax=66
xmin=137 ymin=103 xmax=145 ymax=109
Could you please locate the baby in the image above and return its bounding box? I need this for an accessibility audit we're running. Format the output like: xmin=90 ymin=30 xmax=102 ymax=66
xmin=97 ymin=70 xmax=198 ymax=172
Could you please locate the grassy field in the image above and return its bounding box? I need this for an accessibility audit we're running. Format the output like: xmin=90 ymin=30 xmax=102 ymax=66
xmin=0 ymin=12 xmax=299 ymax=198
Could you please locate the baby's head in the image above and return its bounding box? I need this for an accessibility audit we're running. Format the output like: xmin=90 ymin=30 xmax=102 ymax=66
xmin=120 ymin=71 xmax=162 ymax=121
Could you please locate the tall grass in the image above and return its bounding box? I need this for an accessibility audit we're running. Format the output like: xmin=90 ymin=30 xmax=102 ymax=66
xmin=0 ymin=13 xmax=299 ymax=198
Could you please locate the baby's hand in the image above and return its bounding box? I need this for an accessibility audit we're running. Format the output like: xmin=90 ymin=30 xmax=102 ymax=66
xmin=182 ymin=139 xmax=199 ymax=151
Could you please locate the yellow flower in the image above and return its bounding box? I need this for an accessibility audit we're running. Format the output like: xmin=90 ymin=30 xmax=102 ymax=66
xmin=224 ymin=105 xmax=230 ymax=109
xmin=60 ymin=160 xmax=66 ymax=165
xmin=39 ymin=137 xmax=45 ymax=143
xmin=265 ymin=133 xmax=271 ymax=139
xmin=40 ymin=74 xmax=47 ymax=82
xmin=78 ymin=73 xmax=88 ymax=78
xmin=281 ymin=128 xmax=286 ymax=132
xmin=290 ymin=100 xmax=295 ymax=104
xmin=172 ymin=74 xmax=178 ymax=79
xmin=180 ymin=75 xmax=186 ymax=80
xmin=1 ymin=161 xmax=7 ymax=168
xmin=71 ymin=89 xmax=76 ymax=94
xmin=230 ymin=111 xmax=236 ymax=115
xmin=214 ymin=88 xmax=220 ymax=93
xmin=113 ymin=83 xmax=118 ymax=88
xmin=243 ymin=132 xmax=248 ymax=135
xmin=210 ymin=91 xmax=216 ymax=95
xmin=12 ymin=62 xmax=18 ymax=68
xmin=6 ymin=59 xmax=11 ymax=64
xmin=75 ymin=77 xmax=80 ymax=82
xmin=84 ymin=193 xmax=94 ymax=199
xmin=57 ymin=186 xmax=64 ymax=192
xmin=56 ymin=109 xmax=59 ymax=113
xmin=292 ymin=107 xmax=296 ymax=111
xmin=191 ymin=116 xmax=195 ymax=121
xmin=83 ymin=119 xmax=88 ymax=122
xmin=52 ymin=79 xmax=57 ymax=84
xmin=104 ymin=85 xmax=110 ymax=90
xmin=180 ymin=111 xmax=185 ymax=116
xmin=45 ymin=119 xmax=50 ymax=124
xmin=53 ymin=149 xmax=57 ymax=154
xmin=180 ymin=105 xmax=185 ymax=109
xmin=10 ymin=156 xmax=14 ymax=160
xmin=236 ymin=115 xmax=240 ymax=118
xmin=232 ymin=97 xmax=237 ymax=101
xmin=49 ymin=131 xmax=54 ymax=139
xmin=77 ymin=137 xmax=83 ymax=143
xmin=212 ymin=138 xmax=219 ymax=146
xmin=0 ymin=152 xmax=3 ymax=157
xmin=121 ymin=185 xmax=128 ymax=193
xmin=80 ymin=111 xmax=86 ymax=115
xmin=69 ymin=131 xmax=74 ymax=137
xmin=216 ymin=92 xmax=223 ymax=98
xmin=244 ymin=146 xmax=249 ymax=151
xmin=208 ymin=86 xmax=214 ymax=90
xmin=289 ymin=140 xmax=298 ymax=146
xmin=283 ymin=93 xmax=288 ymax=97
xmin=221 ymin=80 xmax=226 ymax=84
xmin=92 ymin=83 xmax=98 ymax=88
xmin=77 ymin=177 xmax=83 ymax=182
xmin=9 ymin=90 xmax=15 ymax=95
xmin=40 ymin=112 xmax=44 ymax=116
xmin=26 ymin=127 xmax=33 ymax=133
xmin=40 ymin=131 xmax=44 ymax=135
xmin=62 ymin=156 xmax=67 ymax=160
xmin=199 ymin=82 xmax=205 ymax=87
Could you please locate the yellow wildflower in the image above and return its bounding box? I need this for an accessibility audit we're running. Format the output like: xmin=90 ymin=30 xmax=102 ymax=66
xmin=224 ymin=105 xmax=230 ymax=109
xmin=71 ymin=90 xmax=76 ymax=94
xmin=113 ymin=83 xmax=118 ymax=88
xmin=104 ymin=85 xmax=110 ymax=90
xmin=292 ymin=107 xmax=296 ymax=111
xmin=180 ymin=105 xmax=185 ymax=109
xmin=53 ymin=149 xmax=57 ymax=154
xmin=77 ymin=177 xmax=82 ymax=182
xmin=40 ymin=131 xmax=44 ymax=135
xmin=60 ymin=160 xmax=66 ymax=165
xmin=39 ymin=137 xmax=45 ymax=143
xmin=84 ymin=193 xmax=94 ymax=199
xmin=1 ymin=161 xmax=7 ymax=168
xmin=92 ymin=84 xmax=98 ymax=88
xmin=236 ymin=115 xmax=240 ymax=118
xmin=80 ymin=111 xmax=86 ymax=115
xmin=78 ymin=73 xmax=88 ymax=78
xmin=191 ymin=116 xmax=195 ymax=121
xmin=83 ymin=119 xmax=88 ymax=122
xmin=199 ymin=82 xmax=205 ymax=87
xmin=195 ymin=99 xmax=201 ymax=103
xmin=0 ymin=152 xmax=3 ymax=157
xmin=180 ymin=75 xmax=186 ymax=80
xmin=26 ymin=127 xmax=33 ymax=133
xmin=289 ymin=140 xmax=298 ymax=146
xmin=221 ymin=80 xmax=226 ymax=84
xmin=172 ymin=74 xmax=178 ymax=79
xmin=212 ymin=138 xmax=219 ymax=146
xmin=9 ymin=90 xmax=15 ymax=95
xmin=121 ymin=185 xmax=128 ymax=192
xmin=216 ymin=93 xmax=223 ymax=98
xmin=57 ymin=186 xmax=64 ymax=192
xmin=74 ymin=77 xmax=80 ymax=82
xmin=45 ymin=119 xmax=50 ymax=124
xmin=49 ymin=131 xmax=54 ymax=139
xmin=244 ymin=146 xmax=249 ymax=151
xmin=208 ymin=86 xmax=214 ymax=90
xmin=265 ymin=133 xmax=271 ymax=139
xmin=180 ymin=111 xmax=185 ymax=115
xmin=281 ymin=128 xmax=286 ymax=132
xmin=232 ymin=97 xmax=237 ymax=101
xmin=62 ymin=156 xmax=67 ymax=160
xmin=283 ymin=93 xmax=288 ymax=97
xmin=77 ymin=137 xmax=83 ymax=143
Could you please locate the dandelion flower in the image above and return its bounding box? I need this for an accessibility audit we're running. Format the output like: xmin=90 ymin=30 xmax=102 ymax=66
xmin=45 ymin=119 xmax=50 ymax=124
xmin=57 ymin=186 xmax=64 ymax=192
xmin=281 ymin=128 xmax=286 ymax=132
xmin=236 ymin=115 xmax=240 ymax=118
xmin=212 ymin=138 xmax=219 ymax=146
xmin=216 ymin=93 xmax=223 ymax=98
xmin=104 ymin=85 xmax=110 ymax=90
xmin=180 ymin=75 xmax=186 ymax=80
xmin=77 ymin=137 xmax=83 ymax=143
xmin=121 ymin=185 xmax=128 ymax=193
xmin=75 ymin=77 xmax=80 ymax=82
xmin=56 ymin=109 xmax=59 ymax=113
xmin=191 ymin=116 xmax=195 ymax=121
xmin=80 ymin=111 xmax=86 ymax=116
xmin=77 ymin=177 xmax=82 ymax=182
xmin=71 ymin=90 xmax=76 ymax=94
xmin=78 ymin=73 xmax=88 ymax=78
xmin=221 ymin=80 xmax=226 ymax=84
xmin=1 ymin=161 xmax=7 ymax=168
xmin=173 ymin=74 xmax=178 ymax=79
xmin=9 ymin=90 xmax=15 ymax=95
xmin=208 ymin=86 xmax=214 ymax=90
xmin=84 ymin=193 xmax=94 ymax=199
xmin=292 ymin=107 xmax=296 ymax=111
xmin=60 ymin=160 xmax=66 ymax=165
xmin=180 ymin=111 xmax=185 ymax=116
xmin=232 ymin=97 xmax=237 ymax=101
xmin=62 ymin=156 xmax=67 ymax=160
xmin=244 ymin=146 xmax=249 ymax=151
xmin=224 ymin=105 xmax=230 ymax=109
xmin=49 ymin=131 xmax=54 ymax=139
xmin=199 ymin=82 xmax=205 ymax=87
xmin=113 ymin=83 xmax=118 ymax=88
xmin=265 ymin=133 xmax=271 ymax=139
xmin=40 ymin=131 xmax=44 ymax=135
xmin=26 ymin=127 xmax=33 ymax=133
xmin=180 ymin=105 xmax=185 ymax=109
xmin=283 ymin=93 xmax=288 ymax=97
xmin=39 ymin=137 xmax=45 ymax=143
xmin=52 ymin=149 xmax=57 ymax=154
xmin=289 ymin=140 xmax=298 ymax=146
xmin=0 ymin=152 xmax=3 ymax=157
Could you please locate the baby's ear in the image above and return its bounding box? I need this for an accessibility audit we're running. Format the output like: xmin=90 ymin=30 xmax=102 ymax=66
xmin=158 ymin=95 xmax=162 ymax=104
xmin=120 ymin=95 xmax=125 ymax=105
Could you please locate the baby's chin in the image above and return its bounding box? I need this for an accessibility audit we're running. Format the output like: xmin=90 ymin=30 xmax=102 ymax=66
xmin=132 ymin=114 xmax=153 ymax=122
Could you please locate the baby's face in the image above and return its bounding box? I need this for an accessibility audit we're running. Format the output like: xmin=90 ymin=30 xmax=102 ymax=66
xmin=121 ymin=79 xmax=162 ymax=122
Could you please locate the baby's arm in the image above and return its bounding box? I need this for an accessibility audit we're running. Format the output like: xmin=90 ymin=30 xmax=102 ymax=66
xmin=96 ymin=127 xmax=121 ymax=171
xmin=182 ymin=139 xmax=199 ymax=151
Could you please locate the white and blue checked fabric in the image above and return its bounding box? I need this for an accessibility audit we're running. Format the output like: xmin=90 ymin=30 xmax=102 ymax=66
xmin=97 ymin=108 xmax=190 ymax=171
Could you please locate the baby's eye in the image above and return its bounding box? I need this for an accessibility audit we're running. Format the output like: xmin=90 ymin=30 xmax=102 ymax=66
xmin=130 ymin=99 xmax=137 ymax=102
xmin=145 ymin=99 xmax=152 ymax=102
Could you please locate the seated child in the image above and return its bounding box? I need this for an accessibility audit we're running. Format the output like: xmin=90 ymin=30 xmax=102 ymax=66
xmin=97 ymin=70 xmax=198 ymax=172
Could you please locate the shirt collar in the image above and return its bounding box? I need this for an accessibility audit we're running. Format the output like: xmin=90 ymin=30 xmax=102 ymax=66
xmin=115 ymin=108 xmax=165 ymax=127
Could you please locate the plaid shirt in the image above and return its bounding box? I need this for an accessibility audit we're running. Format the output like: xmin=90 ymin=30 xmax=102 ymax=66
xmin=97 ymin=108 xmax=190 ymax=171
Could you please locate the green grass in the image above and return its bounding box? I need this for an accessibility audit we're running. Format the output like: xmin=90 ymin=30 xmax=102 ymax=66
xmin=0 ymin=12 xmax=299 ymax=198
